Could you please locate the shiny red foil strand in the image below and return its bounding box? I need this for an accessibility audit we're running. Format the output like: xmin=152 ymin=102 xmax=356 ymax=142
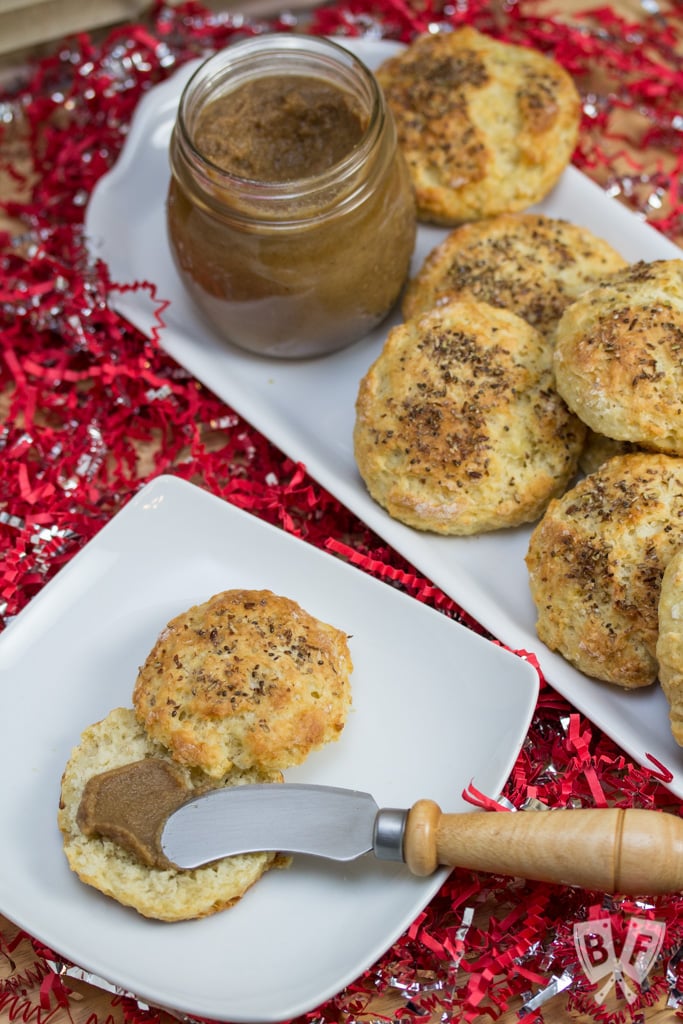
xmin=2 ymin=2 xmax=683 ymax=1023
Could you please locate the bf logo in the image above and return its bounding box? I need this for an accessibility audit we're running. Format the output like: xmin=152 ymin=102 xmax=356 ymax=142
xmin=573 ymin=916 xmax=665 ymax=1005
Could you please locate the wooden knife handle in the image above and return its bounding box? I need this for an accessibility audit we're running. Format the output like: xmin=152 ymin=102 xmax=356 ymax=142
xmin=403 ymin=800 xmax=683 ymax=893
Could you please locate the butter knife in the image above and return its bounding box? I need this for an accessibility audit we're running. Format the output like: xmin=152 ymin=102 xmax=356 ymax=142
xmin=160 ymin=782 xmax=683 ymax=893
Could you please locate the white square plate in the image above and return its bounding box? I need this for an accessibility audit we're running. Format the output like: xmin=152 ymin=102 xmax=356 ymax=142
xmin=0 ymin=475 xmax=538 ymax=1022
xmin=84 ymin=36 xmax=683 ymax=797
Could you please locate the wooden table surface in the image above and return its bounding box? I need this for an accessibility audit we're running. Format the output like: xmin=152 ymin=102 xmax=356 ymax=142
xmin=1 ymin=1 xmax=682 ymax=1021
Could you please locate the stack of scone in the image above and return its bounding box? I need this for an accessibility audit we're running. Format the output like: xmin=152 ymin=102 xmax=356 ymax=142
xmin=526 ymin=260 xmax=683 ymax=715
xmin=354 ymin=213 xmax=628 ymax=536
xmin=355 ymin=29 xmax=683 ymax=743
xmin=355 ymin=31 xmax=622 ymax=537
xmin=58 ymin=589 xmax=353 ymax=920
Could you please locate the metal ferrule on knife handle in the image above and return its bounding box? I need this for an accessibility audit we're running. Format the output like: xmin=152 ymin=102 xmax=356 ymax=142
xmin=403 ymin=801 xmax=683 ymax=893
xmin=372 ymin=807 xmax=408 ymax=861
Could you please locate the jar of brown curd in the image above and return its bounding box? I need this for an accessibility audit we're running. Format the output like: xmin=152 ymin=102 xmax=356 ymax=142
xmin=166 ymin=34 xmax=416 ymax=358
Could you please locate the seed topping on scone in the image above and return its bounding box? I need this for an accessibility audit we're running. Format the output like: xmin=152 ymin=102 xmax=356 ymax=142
xmin=403 ymin=213 xmax=627 ymax=335
xmin=354 ymin=298 xmax=585 ymax=535
xmin=375 ymin=28 xmax=581 ymax=223
xmin=526 ymin=451 xmax=683 ymax=689
xmin=132 ymin=589 xmax=353 ymax=778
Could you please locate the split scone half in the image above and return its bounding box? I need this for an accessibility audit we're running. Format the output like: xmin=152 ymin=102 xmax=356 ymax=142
xmin=58 ymin=707 xmax=286 ymax=921
xmin=375 ymin=27 xmax=581 ymax=224
xmin=353 ymin=298 xmax=585 ymax=535
xmin=402 ymin=213 xmax=627 ymax=336
xmin=133 ymin=589 xmax=353 ymax=778
xmin=553 ymin=259 xmax=683 ymax=455
xmin=527 ymin=452 xmax=683 ymax=689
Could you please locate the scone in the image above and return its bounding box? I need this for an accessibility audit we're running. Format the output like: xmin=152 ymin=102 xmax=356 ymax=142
xmin=353 ymin=298 xmax=586 ymax=535
xmin=375 ymin=28 xmax=581 ymax=224
xmin=402 ymin=214 xmax=627 ymax=334
xmin=657 ymin=549 xmax=683 ymax=744
xmin=526 ymin=452 xmax=683 ymax=688
xmin=58 ymin=707 xmax=285 ymax=921
xmin=133 ymin=589 xmax=353 ymax=778
xmin=553 ymin=259 xmax=683 ymax=454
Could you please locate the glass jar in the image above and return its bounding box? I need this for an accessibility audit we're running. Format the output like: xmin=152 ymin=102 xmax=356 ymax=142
xmin=166 ymin=34 xmax=416 ymax=359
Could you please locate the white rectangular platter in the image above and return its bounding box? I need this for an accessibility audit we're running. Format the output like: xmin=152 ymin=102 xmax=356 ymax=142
xmin=84 ymin=37 xmax=683 ymax=797
xmin=0 ymin=475 xmax=538 ymax=1022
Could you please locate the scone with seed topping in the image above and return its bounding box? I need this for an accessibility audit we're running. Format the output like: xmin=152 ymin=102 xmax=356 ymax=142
xmin=353 ymin=298 xmax=585 ymax=535
xmin=133 ymin=589 xmax=353 ymax=778
xmin=527 ymin=452 xmax=683 ymax=689
xmin=375 ymin=28 xmax=581 ymax=224
xmin=403 ymin=213 xmax=627 ymax=334
xmin=553 ymin=259 xmax=683 ymax=454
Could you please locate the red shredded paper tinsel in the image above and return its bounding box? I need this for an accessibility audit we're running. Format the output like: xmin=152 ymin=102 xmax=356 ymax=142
xmin=2 ymin=1 xmax=683 ymax=1022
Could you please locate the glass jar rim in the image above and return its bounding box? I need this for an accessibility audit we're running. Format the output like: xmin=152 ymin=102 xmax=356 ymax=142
xmin=175 ymin=33 xmax=386 ymax=197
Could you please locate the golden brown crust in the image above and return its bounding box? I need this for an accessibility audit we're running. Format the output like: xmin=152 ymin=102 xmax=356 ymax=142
xmin=133 ymin=589 xmax=353 ymax=777
xmin=657 ymin=549 xmax=683 ymax=745
xmin=526 ymin=452 xmax=683 ymax=688
xmin=402 ymin=213 xmax=627 ymax=333
xmin=553 ymin=259 xmax=683 ymax=454
xmin=353 ymin=298 xmax=585 ymax=535
xmin=58 ymin=708 xmax=285 ymax=921
xmin=375 ymin=28 xmax=581 ymax=224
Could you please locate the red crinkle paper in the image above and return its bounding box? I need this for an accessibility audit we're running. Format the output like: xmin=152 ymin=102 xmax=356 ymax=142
xmin=2 ymin=1 xmax=683 ymax=1021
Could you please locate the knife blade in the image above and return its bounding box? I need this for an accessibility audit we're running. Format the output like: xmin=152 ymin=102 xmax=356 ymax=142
xmin=161 ymin=783 xmax=406 ymax=867
xmin=160 ymin=782 xmax=683 ymax=894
